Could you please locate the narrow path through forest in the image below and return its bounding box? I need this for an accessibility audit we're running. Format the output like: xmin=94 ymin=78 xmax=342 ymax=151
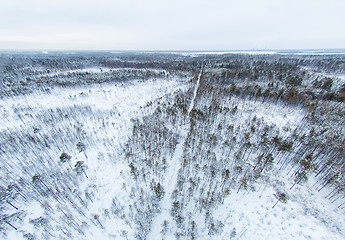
xmin=188 ymin=58 xmax=205 ymax=114
xmin=147 ymin=59 xmax=205 ymax=239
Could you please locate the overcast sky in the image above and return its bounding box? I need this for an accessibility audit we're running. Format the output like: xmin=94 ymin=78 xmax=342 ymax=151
xmin=0 ymin=0 xmax=344 ymax=50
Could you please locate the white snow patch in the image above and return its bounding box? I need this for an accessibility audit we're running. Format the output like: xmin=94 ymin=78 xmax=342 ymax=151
xmin=212 ymin=167 xmax=345 ymax=240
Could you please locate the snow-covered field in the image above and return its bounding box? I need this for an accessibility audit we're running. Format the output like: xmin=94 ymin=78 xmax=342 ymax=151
xmin=178 ymin=89 xmax=345 ymax=239
xmin=1 ymin=77 xmax=188 ymax=239
xmin=1 ymin=57 xmax=344 ymax=240
xmin=213 ymin=168 xmax=345 ymax=240
xmin=302 ymin=66 xmax=345 ymax=91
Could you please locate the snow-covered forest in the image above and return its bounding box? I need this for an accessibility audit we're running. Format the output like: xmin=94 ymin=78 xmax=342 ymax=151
xmin=1 ymin=51 xmax=345 ymax=239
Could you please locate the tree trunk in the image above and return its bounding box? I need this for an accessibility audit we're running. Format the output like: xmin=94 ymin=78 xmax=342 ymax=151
xmin=83 ymin=169 xmax=88 ymax=178
xmin=6 ymin=200 xmax=18 ymax=210
xmin=5 ymin=221 xmax=17 ymax=230
xmin=272 ymin=199 xmax=280 ymax=209
xmin=68 ymin=161 xmax=73 ymax=171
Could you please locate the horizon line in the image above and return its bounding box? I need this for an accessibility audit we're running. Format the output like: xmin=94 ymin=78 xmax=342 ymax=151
xmin=1 ymin=48 xmax=345 ymax=52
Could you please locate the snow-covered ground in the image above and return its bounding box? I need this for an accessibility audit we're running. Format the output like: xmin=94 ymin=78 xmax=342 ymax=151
xmin=147 ymin=60 xmax=204 ymax=240
xmin=213 ymin=168 xmax=345 ymax=240
xmin=0 ymin=78 xmax=180 ymax=131
xmin=1 ymin=64 xmax=344 ymax=240
xmin=36 ymin=67 xmax=168 ymax=78
xmin=145 ymin=64 xmax=344 ymax=240
xmin=302 ymin=66 xmax=345 ymax=90
xmin=146 ymin=131 xmax=187 ymax=240
xmin=1 ymin=77 xmax=189 ymax=239
xmin=175 ymin=92 xmax=345 ymax=240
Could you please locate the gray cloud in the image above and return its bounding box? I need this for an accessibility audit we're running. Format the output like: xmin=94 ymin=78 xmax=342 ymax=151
xmin=0 ymin=0 xmax=344 ymax=50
